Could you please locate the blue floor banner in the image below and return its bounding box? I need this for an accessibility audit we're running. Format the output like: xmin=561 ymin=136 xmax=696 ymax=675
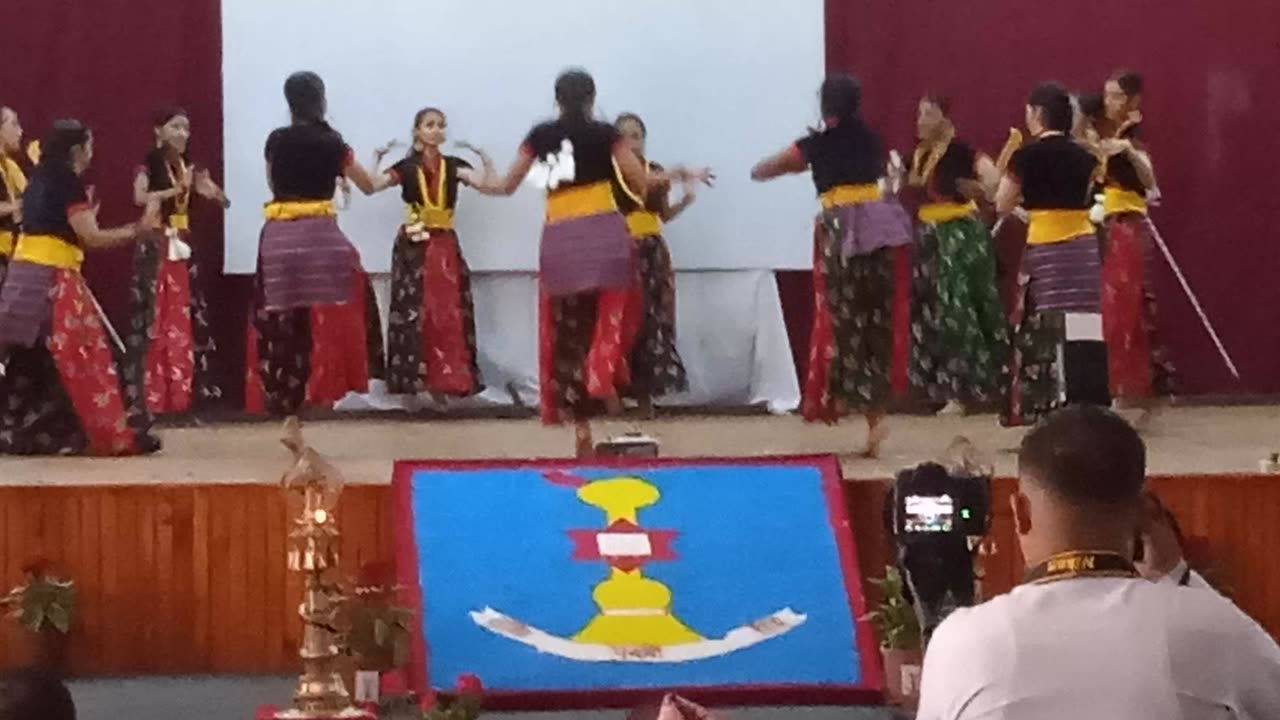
xmin=392 ymin=455 xmax=882 ymax=709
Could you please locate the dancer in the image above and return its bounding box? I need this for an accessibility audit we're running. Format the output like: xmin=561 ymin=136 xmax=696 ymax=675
xmin=1097 ymin=71 xmax=1174 ymax=412
xmin=245 ymin=71 xmax=383 ymax=419
xmin=996 ymin=82 xmax=1110 ymax=427
xmin=474 ymin=69 xmax=705 ymax=444
xmin=613 ymin=112 xmax=705 ymax=415
xmin=905 ymin=94 xmax=1007 ymax=415
xmin=126 ymin=107 xmax=230 ymax=415
xmin=0 ymin=119 xmax=162 ymax=455
xmin=750 ymin=73 xmax=911 ymax=457
xmin=361 ymin=107 xmax=492 ymax=402
xmin=0 ymin=105 xmax=33 ymax=284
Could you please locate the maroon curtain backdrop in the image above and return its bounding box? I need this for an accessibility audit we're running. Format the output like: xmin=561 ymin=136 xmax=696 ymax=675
xmin=4 ymin=0 xmax=1277 ymax=406
xmin=823 ymin=0 xmax=1280 ymax=394
xmin=0 ymin=0 xmax=250 ymax=405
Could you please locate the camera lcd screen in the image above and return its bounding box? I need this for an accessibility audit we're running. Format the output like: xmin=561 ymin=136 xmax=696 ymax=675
xmin=904 ymin=494 xmax=955 ymax=532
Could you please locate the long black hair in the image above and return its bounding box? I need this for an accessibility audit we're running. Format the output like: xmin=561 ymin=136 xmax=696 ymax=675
xmin=40 ymin=119 xmax=91 ymax=170
xmin=1028 ymin=82 xmax=1074 ymax=133
xmin=284 ymin=71 xmax=327 ymax=124
xmin=555 ymin=69 xmax=596 ymax=126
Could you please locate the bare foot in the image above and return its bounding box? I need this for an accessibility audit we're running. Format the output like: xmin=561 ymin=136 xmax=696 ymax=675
xmin=574 ymin=419 xmax=594 ymax=458
xmin=861 ymin=414 xmax=889 ymax=458
xmin=936 ymin=400 xmax=967 ymax=417
xmin=602 ymin=393 xmax=624 ymax=416
xmin=637 ymin=395 xmax=656 ymax=420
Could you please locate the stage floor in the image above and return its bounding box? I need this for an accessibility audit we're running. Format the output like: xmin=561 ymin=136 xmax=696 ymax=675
xmin=3 ymin=405 xmax=1277 ymax=486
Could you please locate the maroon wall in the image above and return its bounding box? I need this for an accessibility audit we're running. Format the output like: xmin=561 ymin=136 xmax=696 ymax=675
xmin=3 ymin=1 xmax=1278 ymax=403
xmin=824 ymin=0 xmax=1280 ymax=394
xmin=0 ymin=0 xmax=250 ymax=403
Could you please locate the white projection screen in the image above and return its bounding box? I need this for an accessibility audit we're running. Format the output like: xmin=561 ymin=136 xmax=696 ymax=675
xmin=222 ymin=0 xmax=824 ymax=273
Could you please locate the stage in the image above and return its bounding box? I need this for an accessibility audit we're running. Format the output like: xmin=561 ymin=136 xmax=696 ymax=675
xmin=3 ymin=405 xmax=1278 ymax=487
xmin=2 ymin=404 xmax=1278 ymax=678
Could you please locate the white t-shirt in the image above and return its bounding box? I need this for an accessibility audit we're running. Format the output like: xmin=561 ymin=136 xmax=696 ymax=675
xmin=916 ymin=577 xmax=1280 ymax=720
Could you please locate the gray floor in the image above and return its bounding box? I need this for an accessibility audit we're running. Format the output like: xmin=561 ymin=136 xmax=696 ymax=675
xmin=67 ymin=676 xmax=895 ymax=720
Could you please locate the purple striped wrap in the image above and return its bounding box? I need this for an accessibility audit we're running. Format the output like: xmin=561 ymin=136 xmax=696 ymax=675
xmin=0 ymin=260 xmax=57 ymax=348
xmin=257 ymin=216 xmax=359 ymax=311
xmin=826 ymin=199 xmax=913 ymax=257
xmin=538 ymin=211 xmax=634 ymax=297
xmin=1023 ymin=233 xmax=1102 ymax=312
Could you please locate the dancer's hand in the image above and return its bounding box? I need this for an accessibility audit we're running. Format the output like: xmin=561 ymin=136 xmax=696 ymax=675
xmin=682 ymin=166 xmax=715 ymax=187
xmin=193 ymin=169 xmax=225 ymax=203
xmin=374 ymin=139 xmax=401 ymax=164
xmin=1098 ymin=138 xmax=1133 ymax=157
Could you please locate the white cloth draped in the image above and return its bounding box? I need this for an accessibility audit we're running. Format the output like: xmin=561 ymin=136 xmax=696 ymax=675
xmin=335 ymin=270 xmax=800 ymax=414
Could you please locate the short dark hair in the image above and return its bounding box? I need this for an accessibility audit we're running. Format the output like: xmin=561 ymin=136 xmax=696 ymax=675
xmin=1027 ymin=82 xmax=1074 ymax=133
xmin=1018 ymin=405 xmax=1146 ymax=506
xmin=0 ymin=668 xmax=76 ymax=720
xmin=1111 ymin=70 xmax=1144 ymax=97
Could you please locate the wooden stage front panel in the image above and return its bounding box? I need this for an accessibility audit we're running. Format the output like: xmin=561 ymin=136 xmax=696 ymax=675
xmin=1 ymin=475 xmax=1276 ymax=675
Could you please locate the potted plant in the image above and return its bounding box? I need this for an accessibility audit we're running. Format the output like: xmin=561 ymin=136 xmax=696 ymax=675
xmin=345 ymin=562 xmax=414 ymax=705
xmin=863 ymin=565 xmax=923 ymax=706
xmin=2 ymin=559 xmax=75 ymax=672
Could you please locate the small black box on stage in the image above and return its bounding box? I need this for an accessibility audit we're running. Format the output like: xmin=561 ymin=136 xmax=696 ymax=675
xmin=594 ymin=433 xmax=660 ymax=458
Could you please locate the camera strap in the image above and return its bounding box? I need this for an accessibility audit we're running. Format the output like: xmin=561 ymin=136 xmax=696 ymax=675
xmin=1024 ymin=550 xmax=1138 ymax=585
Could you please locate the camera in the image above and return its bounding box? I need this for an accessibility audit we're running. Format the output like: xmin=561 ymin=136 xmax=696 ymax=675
xmin=886 ymin=462 xmax=992 ymax=641
xmin=893 ymin=462 xmax=991 ymax=537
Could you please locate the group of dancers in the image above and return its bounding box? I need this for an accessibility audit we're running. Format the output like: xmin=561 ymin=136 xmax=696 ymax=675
xmin=0 ymin=66 xmax=1170 ymax=458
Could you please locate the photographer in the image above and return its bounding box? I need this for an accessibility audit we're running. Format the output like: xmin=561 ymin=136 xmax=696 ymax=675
xmin=917 ymin=406 xmax=1280 ymax=719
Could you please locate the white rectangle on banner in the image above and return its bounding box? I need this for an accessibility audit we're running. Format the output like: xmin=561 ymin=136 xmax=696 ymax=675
xmin=221 ymin=0 xmax=824 ymax=273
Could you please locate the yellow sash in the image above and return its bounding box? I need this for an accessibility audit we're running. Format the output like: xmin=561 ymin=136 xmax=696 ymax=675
xmin=14 ymin=234 xmax=85 ymax=271
xmin=1026 ymin=210 xmax=1094 ymax=245
xmin=625 ymin=210 xmax=663 ymax=238
xmin=2 ymin=156 xmax=28 ymax=199
xmin=917 ymin=201 xmax=977 ymax=225
xmin=1102 ymin=187 xmax=1147 ymax=217
xmin=263 ymin=200 xmax=337 ymax=221
xmin=168 ymin=213 xmax=190 ymax=231
xmin=546 ymin=181 xmax=617 ymax=223
xmin=0 ymin=232 xmax=14 ymax=257
xmin=819 ymin=183 xmax=882 ymax=209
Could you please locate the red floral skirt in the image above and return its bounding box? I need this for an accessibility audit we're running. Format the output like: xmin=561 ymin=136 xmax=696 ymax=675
xmin=0 ymin=265 xmax=158 ymax=455
xmin=1101 ymin=215 xmax=1175 ymax=399
xmin=538 ymin=281 xmax=643 ymax=425
xmin=245 ymin=269 xmax=379 ymax=416
xmin=801 ymin=220 xmax=910 ymax=422
xmin=385 ymin=229 xmax=481 ymax=396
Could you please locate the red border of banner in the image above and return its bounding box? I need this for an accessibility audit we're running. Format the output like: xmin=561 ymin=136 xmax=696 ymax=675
xmin=391 ymin=454 xmax=885 ymax=710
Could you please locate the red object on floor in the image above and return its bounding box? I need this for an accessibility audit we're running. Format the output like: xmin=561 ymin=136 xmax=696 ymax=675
xmin=255 ymin=706 xmax=374 ymax=720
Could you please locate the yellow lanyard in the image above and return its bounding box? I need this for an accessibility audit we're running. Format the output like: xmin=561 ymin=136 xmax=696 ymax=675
xmin=415 ymin=154 xmax=448 ymax=215
xmin=165 ymin=158 xmax=192 ymax=216
xmin=908 ymin=137 xmax=951 ymax=189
